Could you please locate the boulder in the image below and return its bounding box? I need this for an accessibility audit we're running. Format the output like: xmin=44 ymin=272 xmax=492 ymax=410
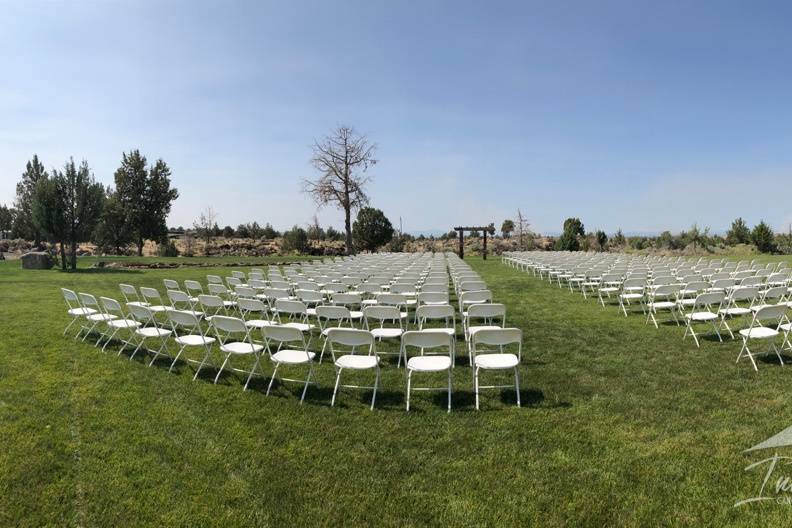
xmin=21 ymin=251 xmax=53 ymax=270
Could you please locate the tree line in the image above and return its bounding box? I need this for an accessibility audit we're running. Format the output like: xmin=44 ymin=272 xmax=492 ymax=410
xmin=1 ymin=151 xmax=178 ymax=269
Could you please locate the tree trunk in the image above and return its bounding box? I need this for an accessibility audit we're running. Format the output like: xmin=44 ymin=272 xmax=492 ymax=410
xmin=59 ymin=241 xmax=67 ymax=270
xmin=344 ymin=207 xmax=353 ymax=255
xmin=70 ymin=239 xmax=77 ymax=270
xmin=137 ymin=235 xmax=144 ymax=256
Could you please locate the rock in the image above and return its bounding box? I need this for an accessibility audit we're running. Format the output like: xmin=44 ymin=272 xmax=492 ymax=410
xmin=21 ymin=251 xmax=53 ymax=270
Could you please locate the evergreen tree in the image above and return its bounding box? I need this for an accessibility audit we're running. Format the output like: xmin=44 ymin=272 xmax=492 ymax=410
xmin=114 ymin=150 xmax=179 ymax=256
xmin=13 ymin=154 xmax=48 ymax=243
xmin=726 ymin=217 xmax=751 ymax=245
xmin=352 ymin=207 xmax=394 ymax=252
xmin=556 ymin=217 xmax=585 ymax=251
xmin=92 ymin=188 xmax=132 ymax=254
xmin=751 ymin=221 xmax=776 ymax=253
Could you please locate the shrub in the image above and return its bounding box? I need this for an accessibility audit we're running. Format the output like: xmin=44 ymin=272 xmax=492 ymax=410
xmin=281 ymin=226 xmax=308 ymax=253
xmin=751 ymin=221 xmax=776 ymax=253
xmin=158 ymin=239 xmax=179 ymax=257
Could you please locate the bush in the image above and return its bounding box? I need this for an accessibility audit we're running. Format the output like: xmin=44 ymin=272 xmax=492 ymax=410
xmin=158 ymin=240 xmax=179 ymax=257
xmin=281 ymin=226 xmax=308 ymax=253
xmin=751 ymin=221 xmax=776 ymax=253
xmin=352 ymin=207 xmax=394 ymax=252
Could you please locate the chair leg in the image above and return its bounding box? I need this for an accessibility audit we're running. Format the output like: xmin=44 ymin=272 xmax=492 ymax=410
xmin=101 ymin=327 xmax=119 ymax=353
xmin=474 ymin=367 xmax=480 ymax=411
xmin=299 ymin=364 xmax=313 ymax=404
xmin=244 ymin=354 xmax=262 ymax=391
xmin=331 ymin=368 xmax=342 ymax=407
xmin=406 ymin=370 xmax=412 ymax=412
xmin=266 ymin=363 xmax=280 ymax=395
xmin=514 ymin=367 xmax=521 ymax=408
xmin=63 ymin=317 xmax=78 ymax=336
xmin=370 ymin=368 xmax=380 ymax=411
xmin=447 ymin=369 xmax=452 ymax=413
xmin=214 ymin=354 xmax=231 ymax=384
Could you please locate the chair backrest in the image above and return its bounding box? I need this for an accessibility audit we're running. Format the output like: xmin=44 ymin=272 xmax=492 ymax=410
xmin=390 ymin=283 xmax=416 ymax=295
xmin=127 ymin=303 xmax=155 ymax=323
xmin=417 ymin=292 xmax=449 ymax=305
xmin=210 ymin=315 xmax=249 ymax=334
xmin=167 ymin=289 xmax=194 ymax=308
xmin=62 ymin=287 xmax=79 ymax=306
xmin=184 ymin=280 xmax=203 ymax=295
xmin=163 ymin=279 xmax=179 ymax=291
xmin=140 ymin=287 xmax=163 ymax=303
xmin=100 ymin=296 xmax=123 ymax=315
xmin=332 ymin=292 xmax=362 ymax=306
xmin=471 ymin=328 xmax=522 ymax=359
xmin=377 ymin=293 xmax=408 ymax=307
xmin=401 ymin=330 xmax=453 ymax=351
xmin=416 ymin=303 xmax=455 ymax=320
xmin=274 ymin=299 xmax=307 ymax=317
xmin=208 ymin=283 xmax=229 ymax=296
xmin=78 ymin=292 xmax=100 ymax=309
xmin=119 ymin=283 xmax=139 ymax=302
xmin=467 ymin=303 xmax=506 ymax=322
xmin=420 ymin=283 xmax=447 ymax=293
xmin=325 ymin=328 xmax=375 ymax=348
xmin=296 ymin=289 xmax=324 ymax=303
xmin=235 ymin=286 xmax=257 ymax=299
xmin=237 ymin=297 xmax=268 ymax=316
xmin=622 ymin=278 xmax=645 ymax=290
xmin=316 ymin=305 xmax=351 ymax=322
xmin=198 ymin=294 xmax=225 ymax=310
xmin=262 ymin=324 xmax=304 ymax=345
xmin=652 ymin=284 xmax=682 ymax=298
xmin=693 ymin=291 xmax=726 ymax=309
xmin=207 ymin=275 xmax=223 ymax=284
xmin=762 ymin=286 xmax=787 ymax=302
xmin=729 ymin=286 xmax=759 ymax=302
xmin=459 ymin=290 xmax=493 ymax=307
xmin=166 ymin=308 xmax=201 ymax=329
xmin=364 ymin=305 xmax=402 ymax=322
xmin=752 ymin=304 xmax=789 ymax=324
xmin=459 ymin=280 xmax=487 ymax=292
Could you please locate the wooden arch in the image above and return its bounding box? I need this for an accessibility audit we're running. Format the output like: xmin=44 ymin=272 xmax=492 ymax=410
xmin=453 ymin=225 xmax=495 ymax=259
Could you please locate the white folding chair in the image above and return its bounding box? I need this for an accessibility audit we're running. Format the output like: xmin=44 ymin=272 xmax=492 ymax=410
xmin=78 ymin=292 xmax=117 ymax=345
xmin=166 ymin=309 xmax=216 ymax=379
xmin=683 ymin=291 xmax=726 ymax=347
xmin=718 ymin=286 xmax=759 ymax=339
xmin=210 ymin=315 xmax=265 ymax=389
xmin=316 ymin=305 xmax=354 ymax=363
xmin=127 ymin=303 xmax=173 ymax=365
xmin=401 ymin=330 xmax=454 ymax=412
xmin=262 ymin=325 xmax=315 ymax=402
xmin=119 ymin=283 xmax=150 ymax=308
xmin=363 ymin=305 xmax=404 ymax=365
xmin=139 ymin=287 xmax=169 ymax=313
xmin=471 ymin=328 xmax=522 ymax=410
xmin=326 ymin=328 xmax=379 ymax=410
xmin=737 ymin=304 xmax=789 ymax=371
xmin=98 ymin=296 xmax=141 ymax=354
xmin=645 ymin=284 xmax=681 ymax=328
xmin=61 ymin=288 xmax=96 ymax=337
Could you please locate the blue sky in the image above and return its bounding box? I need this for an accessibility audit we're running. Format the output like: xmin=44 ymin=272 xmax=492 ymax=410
xmin=2 ymin=0 xmax=792 ymax=235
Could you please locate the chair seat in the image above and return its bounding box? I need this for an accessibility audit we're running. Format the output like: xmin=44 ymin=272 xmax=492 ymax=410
xmin=282 ymin=322 xmax=315 ymax=333
xmin=361 ymin=299 xmax=378 ymax=305
xmin=126 ymin=301 xmax=150 ymax=308
xmin=779 ymin=322 xmax=792 ymax=332
xmin=739 ymin=327 xmax=779 ymax=339
xmin=148 ymin=305 xmax=169 ymax=313
xmin=349 ymin=310 xmax=363 ymax=319
xmin=620 ymin=293 xmax=643 ymax=300
xmin=421 ymin=328 xmax=455 ymax=336
xmin=107 ymin=318 xmax=141 ymax=329
xmin=245 ymin=319 xmax=276 ymax=329
xmin=649 ymin=301 xmax=676 ymax=309
xmin=599 ymin=287 xmax=619 ymax=293
xmin=468 ymin=325 xmax=501 ymax=337
xmin=335 ymin=354 xmax=378 ymax=370
xmin=371 ymin=328 xmax=403 ymax=339
xmin=719 ymin=307 xmax=751 ymax=316
xmin=68 ymin=307 xmax=97 ymax=316
xmin=306 ymin=308 xmax=317 ymax=316
xmin=220 ymin=341 xmax=264 ymax=354
xmin=677 ymin=299 xmax=696 ymax=307
xmin=475 ymin=353 xmax=519 ymax=369
xmin=137 ymin=327 xmax=172 ymax=338
xmin=87 ymin=313 xmax=117 ymax=322
xmin=407 ymin=355 xmax=452 ymax=372
xmin=271 ymin=349 xmax=315 ymax=364
xmin=686 ymin=312 xmax=718 ymax=321
xmin=175 ymin=334 xmax=216 ymax=346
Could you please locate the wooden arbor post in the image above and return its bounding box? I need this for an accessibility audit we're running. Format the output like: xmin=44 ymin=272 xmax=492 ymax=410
xmin=453 ymin=225 xmax=494 ymax=260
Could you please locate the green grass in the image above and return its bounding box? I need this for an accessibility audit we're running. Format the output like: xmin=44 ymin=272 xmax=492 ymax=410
xmin=2 ymin=255 xmax=792 ymax=526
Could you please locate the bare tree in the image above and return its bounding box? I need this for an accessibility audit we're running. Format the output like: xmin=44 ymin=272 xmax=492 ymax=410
xmin=193 ymin=206 xmax=217 ymax=256
xmin=515 ymin=209 xmax=533 ymax=250
xmin=303 ymin=126 xmax=377 ymax=255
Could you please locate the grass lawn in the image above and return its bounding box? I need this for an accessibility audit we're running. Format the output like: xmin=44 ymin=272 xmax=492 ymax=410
xmin=2 ymin=255 xmax=792 ymax=526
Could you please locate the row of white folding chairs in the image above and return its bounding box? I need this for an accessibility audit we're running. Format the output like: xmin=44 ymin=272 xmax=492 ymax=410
xmin=62 ymin=288 xmax=521 ymax=410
